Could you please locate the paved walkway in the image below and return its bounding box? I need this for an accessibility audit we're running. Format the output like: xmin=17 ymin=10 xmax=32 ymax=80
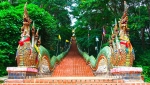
xmin=52 ymin=40 xmax=94 ymax=77
xmin=0 ymin=76 xmax=7 ymax=81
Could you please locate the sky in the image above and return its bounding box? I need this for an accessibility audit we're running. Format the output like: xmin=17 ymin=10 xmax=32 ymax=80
xmin=65 ymin=3 xmax=77 ymax=26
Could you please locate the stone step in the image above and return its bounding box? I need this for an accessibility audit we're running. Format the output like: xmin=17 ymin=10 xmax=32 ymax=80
xmin=4 ymin=77 xmax=148 ymax=85
xmin=3 ymin=82 xmax=149 ymax=85
xmin=4 ymin=77 xmax=125 ymax=84
xmin=52 ymin=40 xmax=94 ymax=77
xmin=3 ymin=76 xmax=148 ymax=84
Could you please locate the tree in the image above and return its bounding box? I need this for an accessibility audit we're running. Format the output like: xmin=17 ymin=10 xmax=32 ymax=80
xmin=72 ymin=0 xmax=114 ymax=56
xmin=31 ymin=0 xmax=72 ymax=28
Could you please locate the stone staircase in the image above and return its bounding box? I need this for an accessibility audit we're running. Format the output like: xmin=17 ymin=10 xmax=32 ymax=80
xmin=52 ymin=40 xmax=94 ymax=77
xmin=2 ymin=40 xmax=150 ymax=85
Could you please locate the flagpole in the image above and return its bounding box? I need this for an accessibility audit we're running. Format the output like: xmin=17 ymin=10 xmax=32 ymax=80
xmin=59 ymin=35 xmax=61 ymax=54
xmin=56 ymin=40 xmax=59 ymax=56
xmin=56 ymin=35 xmax=61 ymax=56
xmin=100 ymin=27 xmax=105 ymax=51
xmin=100 ymin=34 xmax=103 ymax=51
xmin=64 ymin=41 xmax=66 ymax=51
xmin=96 ymin=36 xmax=99 ymax=55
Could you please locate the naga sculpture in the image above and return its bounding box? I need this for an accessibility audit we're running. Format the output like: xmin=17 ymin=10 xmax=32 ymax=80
xmin=15 ymin=3 xmax=51 ymax=74
xmin=95 ymin=1 xmax=135 ymax=73
xmin=110 ymin=1 xmax=135 ymax=67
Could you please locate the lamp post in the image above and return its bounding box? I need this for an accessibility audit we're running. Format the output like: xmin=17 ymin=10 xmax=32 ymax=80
xmin=56 ymin=35 xmax=61 ymax=56
xmin=56 ymin=40 xmax=59 ymax=56
xmin=96 ymin=36 xmax=99 ymax=55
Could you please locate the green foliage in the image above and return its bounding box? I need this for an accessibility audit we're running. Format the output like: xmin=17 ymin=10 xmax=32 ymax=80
xmin=134 ymin=50 xmax=150 ymax=82
xmin=142 ymin=66 xmax=150 ymax=82
xmin=75 ymin=27 xmax=109 ymax=57
xmin=0 ymin=42 xmax=12 ymax=76
xmin=0 ymin=2 xmax=21 ymax=76
xmin=128 ymin=5 xmax=150 ymax=82
xmin=74 ymin=0 xmax=117 ymax=57
xmin=58 ymin=27 xmax=72 ymax=53
xmin=73 ymin=0 xmax=114 ymax=29
xmin=0 ymin=1 xmax=12 ymax=9
xmin=32 ymin=0 xmax=72 ymax=27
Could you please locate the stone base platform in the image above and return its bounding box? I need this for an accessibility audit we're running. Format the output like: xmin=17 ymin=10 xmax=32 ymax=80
xmin=6 ymin=67 xmax=38 ymax=79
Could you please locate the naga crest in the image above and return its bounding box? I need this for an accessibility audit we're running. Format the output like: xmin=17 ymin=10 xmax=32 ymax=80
xmin=109 ymin=1 xmax=134 ymax=67
xmin=16 ymin=3 xmax=38 ymax=67
xmin=21 ymin=2 xmax=32 ymax=37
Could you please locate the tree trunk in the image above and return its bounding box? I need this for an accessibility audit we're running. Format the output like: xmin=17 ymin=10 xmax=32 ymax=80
xmin=145 ymin=0 xmax=150 ymax=20
xmin=141 ymin=28 xmax=145 ymax=49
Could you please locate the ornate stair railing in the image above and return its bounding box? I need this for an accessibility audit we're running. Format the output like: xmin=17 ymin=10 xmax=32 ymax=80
xmin=77 ymin=44 xmax=96 ymax=70
xmin=50 ymin=43 xmax=71 ymax=71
